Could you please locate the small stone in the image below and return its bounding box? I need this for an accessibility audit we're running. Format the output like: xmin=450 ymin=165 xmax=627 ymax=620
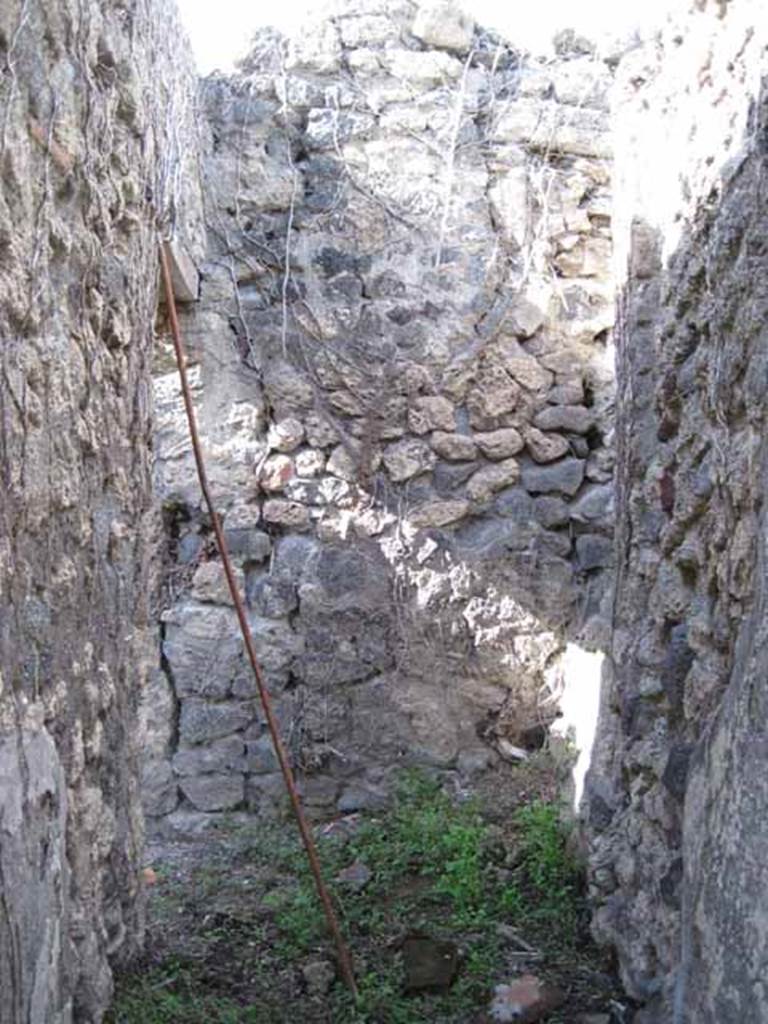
xmin=576 ymin=534 xmax=614 ymax=570
xmin=569 ymin=483 xmax=614 ymax=526
xmin=337 ymin=784 xmax=389 ymax=813
xmin=433 ymin=461 xmax=477 ymax=495
xmin=173 ymin=737 xmax=247 ymax=776
xmin=467 ymin=459 xmax=520 ymax=501
xmin=264 ymin=363 xmax=314 ymax=412
xmin=548 ymin=382 xmax=584 ymax=405
xmin=301 ymin=776 xmax=340 ymax=808
xmin=522 ymin=458 xmax=585 ymax=497
xmin=496 ymin=738 xmax=530 ymax=762
xmin=259 ymin=454 xmax=294 ymax=492
xmin=490 ymin=975 xmax=566 ymax=1023
xmin=245 ymin=772 xmax=290 ymax=818
xmin=179 ymin=700 xmax=255 ymax=744
xmin=408 ymin=396 xmax=456 ymax=434
xmin=191 ymin=561 xmax=242 ymax=605
xmin=301 ymin=959 xmax=336 ymax=998
xmin=245 ymin=733 xmax=280 ymax=774
xmin=467 ymin=379 xmax=521 ymax=427
xmin=575 ymin=1014 xmax=611 ymax=1024
xmin=475 ymin=428 xmax=525 ymax=460
xmin=431 ymin=432 xmax=478 ymax=461
xmin=178 ymin=772 xmax=245 ymax=812
xmin=248 ymin=573 xmax=298 ymax=617
xmin=457 ymin=748 xmax=498 ymax=777
xmin=411 ymin=1 xmax=474 ymax=52
xmin=327 ymin=444 xmax=357 ymax=481
xmin=336 ymin=859 xmax=372 ymax=891
xmin=525 ymin=427 xmax=570 ymax=464
xmin=534 ymin=496 xmax=569 ymax=528
xmin=268 ymin=418 xmax=305 ymax=453
xmin=262 ymin=500 xmax=310 ymax=529
xmin=534 ymin=405 xmax=594 ymax=434
xmin=402 ymin=935 xmax=459 ymax=993
xmin=382 ymin=438 xmax=435 ymax=481
xmin=410 ymin=500 xmax=469 ymax=528
xmin=506 ymin=297 xmax=547 ymax=339
xmin=497 ymin=342 xmax=553 ymax=391
xmin=224 ymin=528 xmax=272 ymax=565
xmin=295 ymin=449 xmax=326 ymax=477
xmin=586 ymin=448 xmax=613 ymax=483
xmin=304 ymin=412 xmax=338 ymax=448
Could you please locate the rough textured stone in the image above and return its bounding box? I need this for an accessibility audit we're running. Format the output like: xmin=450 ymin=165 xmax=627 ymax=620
xmin=409 ymin=500 xmax=470 ymax=528
xmin=522 ymin=459 xmax=585 ymax=497
xmin=263 ymin=500 xmax=311 ymax=528
xmin=179 ymin=700 xmax=256 ymax=744
xmin=430 ymin=432 xmax=478 ymax=461
xmin=191 ymin=562 xmax=243 ymax=604
xmin=268 ymin=418 xmax=305 ymax=452
xmin=585 ymin=9 xmax=768 ymax=1021
xmin=525 ymin=427 xmax=571 ymax=464
xmin=0 ymin=0 xmax=201 ymax=1017
xmin=467 ymin=460 xmax=521 ymax=501
xmin=259 ymin=454 xmax=295 ymax=492
xmin=408 ymin=396 xmax=456 ymax=434
xmin=179 ymin=773 xmax=245 ymax=812
xmin=475 ymin=429 xmax=525 ymax=460
xmin=411 ymin=1 xmax=475 ymax=53
xmin=534 ymin=405 xmax=595 ymax=435
xmin=383 ymin=438 xmax=436 ymax=481
xmin=173 ymin=737 xmax=247 ymax=777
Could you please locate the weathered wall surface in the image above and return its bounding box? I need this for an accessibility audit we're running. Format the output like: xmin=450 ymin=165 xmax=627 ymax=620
xmin=585 ymin=3 xmax=768 ymax=1021
xmin=0 ymin=2 xmax=200 ymax=1020
xmin=148 ymin=0 xmax=617 ymax=830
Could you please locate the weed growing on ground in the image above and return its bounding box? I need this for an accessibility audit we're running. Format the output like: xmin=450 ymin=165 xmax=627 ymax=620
xmin=109 ymin=769 xmax=608 ymax=1024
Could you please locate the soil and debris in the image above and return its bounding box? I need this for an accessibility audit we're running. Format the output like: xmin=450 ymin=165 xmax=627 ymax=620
xmin=108 ymin=766 xmax=631 ymax=1024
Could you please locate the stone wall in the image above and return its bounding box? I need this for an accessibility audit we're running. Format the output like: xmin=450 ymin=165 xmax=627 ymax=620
xmin=148 ymin=0 xmax=617 ymax=830
xmin=584 ymin=3 xmax=768 ymax=1021
xmin=0 ymin=2 xmax=200 ymax=1020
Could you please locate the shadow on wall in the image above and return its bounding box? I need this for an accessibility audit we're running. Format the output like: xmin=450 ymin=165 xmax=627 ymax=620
xmin=583 ymin=72 xmax=768 ymax=1022
xmin=143 ymin=3 xmax=617 ymax=837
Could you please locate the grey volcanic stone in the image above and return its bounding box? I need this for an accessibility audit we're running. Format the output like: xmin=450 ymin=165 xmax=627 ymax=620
xmin=475 ymin=428 xmax=525 ymax=460
xmin=522 ymin=458 xmax=585 ymax=496
xmin=569 ymin=483 xmax=614 ymax=528
xmin=179 ymin=773 xmax=245 ymax=812
xmin=575 ymin=534 xmax=614 ymax=570
xmin=535 ymin=496 xmax=570 ymax=527
xmin=534 ymin=405 xmax=595 ymax=434
xmin=179 ymin=700 xmax=256 ymax=744
xmin=173 ymin=737 xmax=247 ymax=776
xmin=246 ymin=734 xmax=281 ymax=774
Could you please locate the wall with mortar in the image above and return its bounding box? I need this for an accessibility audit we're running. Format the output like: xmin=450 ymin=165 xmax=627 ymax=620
xmin=146 ymin=0 xmax=618 ymax=831
xmin=584 ymin=3 xmax=768 ymax=1021
xmin=0 ymin=1 xmax=202 ymax=1020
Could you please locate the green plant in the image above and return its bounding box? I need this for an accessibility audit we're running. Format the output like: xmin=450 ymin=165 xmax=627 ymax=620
xmin=511 ymin=800 xmax=581 ymax=943
xmin=110 ymin=769 xmax=608 ymax=1024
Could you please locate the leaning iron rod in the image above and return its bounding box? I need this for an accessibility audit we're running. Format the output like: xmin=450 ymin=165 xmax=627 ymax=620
xmin=158 ymin=240 xmax=358 ymax=997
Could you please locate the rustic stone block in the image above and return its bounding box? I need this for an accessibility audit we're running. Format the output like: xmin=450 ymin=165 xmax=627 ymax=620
xmin=475 ymin=428 xmax=525 ymax=460
xmin=179 ymin=772 xmax=244 ymax=812
xmin=467 ymin=459 xmax=520 ymax=501
xmin=522 ymin=458 xmax=585 ymax=496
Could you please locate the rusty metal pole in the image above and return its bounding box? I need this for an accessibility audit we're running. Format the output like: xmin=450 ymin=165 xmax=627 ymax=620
xmin=158 ymin=241 xmax=357 ymax=997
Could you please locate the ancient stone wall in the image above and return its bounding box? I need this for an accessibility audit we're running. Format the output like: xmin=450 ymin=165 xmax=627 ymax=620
xmin=0 ymin=2 xmax=201 ymax=1020
xmin=148 ymin=0 xmax=617 ymax=830
xmin=584 ymin=3 xmax=768 ymax=1021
